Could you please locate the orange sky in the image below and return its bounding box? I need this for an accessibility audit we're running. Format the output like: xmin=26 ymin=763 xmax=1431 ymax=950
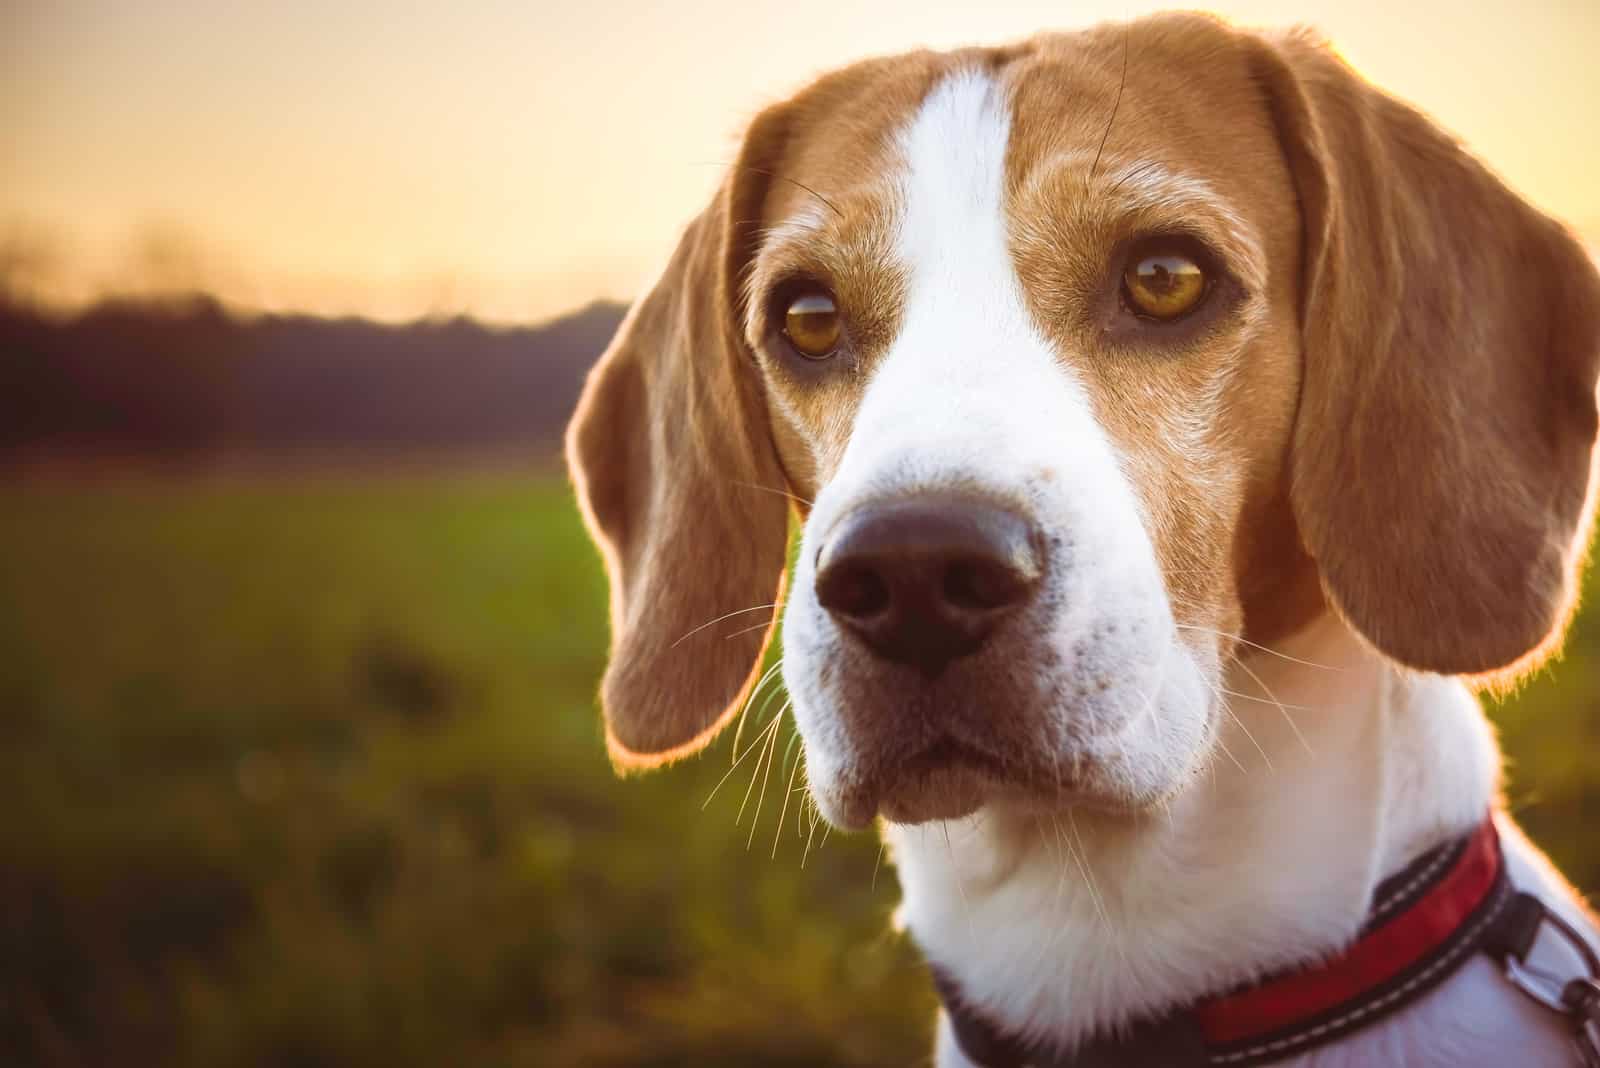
xmin=4 ymin=0 xmax=1597 ymax=324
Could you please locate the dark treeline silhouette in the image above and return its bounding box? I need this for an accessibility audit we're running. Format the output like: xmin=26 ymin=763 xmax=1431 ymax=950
xmin=0 ymin=294 xmax=626 ymax=463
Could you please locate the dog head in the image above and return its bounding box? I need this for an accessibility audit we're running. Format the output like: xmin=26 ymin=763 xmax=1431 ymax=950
xmin=567 ymin=14 xmax=1600 ymax=829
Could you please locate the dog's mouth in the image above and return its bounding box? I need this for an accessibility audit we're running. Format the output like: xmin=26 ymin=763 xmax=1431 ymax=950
xmin=815 ymin=707 xmax=1193 ymax=829
xmin=844 ymin=735 xmax=1012 ymax=826
xmin=903 ymin=736 xmax=1005 ymax=778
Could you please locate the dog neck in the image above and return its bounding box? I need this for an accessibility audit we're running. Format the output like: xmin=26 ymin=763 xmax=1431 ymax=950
xmin=884 ymin=611 xmax=1501 ymax=1052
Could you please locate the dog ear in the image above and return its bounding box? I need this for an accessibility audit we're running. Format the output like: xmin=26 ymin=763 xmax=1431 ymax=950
xmin=566 ymin=105 xmax=793 ymax=767
xmin=1248 ymin=29 xmax=1600 ymax=680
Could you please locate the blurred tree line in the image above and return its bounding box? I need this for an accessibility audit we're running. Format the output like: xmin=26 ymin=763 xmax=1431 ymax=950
xmin=0 ymin=295 xmax=625 ymax=461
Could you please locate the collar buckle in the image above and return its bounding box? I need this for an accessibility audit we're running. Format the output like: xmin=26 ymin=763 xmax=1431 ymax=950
xmin=1504 ymin=953 xmax=1577 ymax=1013
xmin=1562 ymin=978 xmax=1600 ymax=1068
xmin=1495 ymin=893 xmax=1600 ymax=1067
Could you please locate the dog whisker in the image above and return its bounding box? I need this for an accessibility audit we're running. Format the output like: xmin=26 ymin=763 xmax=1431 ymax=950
xmin=736 ymin=712 xmax=783 ymax=827
xmin=1216 ymin=686 xmax=1316 ymax=712
xmin=753 ymin=669 xmax=791 ymax=729
xmin=723 ymin=618 xmax=776 ymax=640
xmin=799 ymin=774 xmax=811 ymax=838
xmin=702 ymin=713 xmax=780 ymax=810
xmin=731 ymin=658 xmax=785 ymax=763
xmin=670 ymin=601 xmax=781 ymax=649
xmin=690 ymin=160 xmax=845 ymax=219
xmin=1230 ymin=653 xmax=1317 ymax=758
xmin=1086 ymin=24 xmax=1130 ymax=185
xmin=728 ymin=478 xmax=814 ymax=508
xmin=773 ymin=731 xmax=804 ymax=859
xmin=1173 ymin=623 xmax=1343 ymax=671
xmin=745 ymin=709 xmax=784 ymax=850
xmin=1044 ymin=813 xmax=1076 ymax=957
xmin=802 ymin=802 xmax=821 ymax=869
xmin=1193 ymin=671 xmax=1253 ymax=777
xmin=1068 ymin=807 xmax=1130 ymax=975
xmin=1220 ymin=703 xmax=1274 ymax=772
xmin=1210 ymin=728 xmax=1247 ymax=776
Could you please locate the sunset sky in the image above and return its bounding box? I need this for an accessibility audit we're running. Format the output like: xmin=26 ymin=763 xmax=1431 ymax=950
xmin=5 ymin=0 xmax=1597 ymax=324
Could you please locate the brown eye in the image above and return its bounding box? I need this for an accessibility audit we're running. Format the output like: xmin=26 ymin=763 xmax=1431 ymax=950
xmin=783 ymin=289 xmax=842 ymax=359
xmin=1123 ymin=250 xmax=1207 ymax=321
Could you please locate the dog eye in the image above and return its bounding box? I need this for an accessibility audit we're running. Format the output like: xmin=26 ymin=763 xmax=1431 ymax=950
xmin=1122 ymin=247 xmax=1207 ymax=321
xmin=783 ymin=289 xmax=842 ymax=359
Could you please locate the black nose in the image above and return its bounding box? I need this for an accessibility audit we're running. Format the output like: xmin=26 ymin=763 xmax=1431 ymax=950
xmin=814 ymin=495 xmax=1043 ymax=677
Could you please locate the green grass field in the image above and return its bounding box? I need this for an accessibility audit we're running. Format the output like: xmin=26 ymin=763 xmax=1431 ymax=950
xmin=1 ymin=472 xmax=1594 ymax=1067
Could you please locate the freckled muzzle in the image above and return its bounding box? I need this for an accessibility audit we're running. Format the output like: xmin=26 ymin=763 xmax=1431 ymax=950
xmin=788 ymin=473 xmax=1207 ymax=828
xmin=813 ymin=493 xmax=1045 ymax=678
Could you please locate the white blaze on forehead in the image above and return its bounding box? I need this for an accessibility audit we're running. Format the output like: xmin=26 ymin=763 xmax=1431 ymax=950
xmin=828 ymin=67 xmax=1095 ymax=496
xmin=897 ymin=70 xmax=1016 ymax=306
xmin=893 ymin=71 xmax=1037 ymax=378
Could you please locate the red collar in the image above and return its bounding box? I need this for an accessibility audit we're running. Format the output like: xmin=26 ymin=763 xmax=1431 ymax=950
xmin=1197 ymin=818 xmax=1504 ymax=1049
xmin=933 ymin=819 xmax=1521 ymax=1068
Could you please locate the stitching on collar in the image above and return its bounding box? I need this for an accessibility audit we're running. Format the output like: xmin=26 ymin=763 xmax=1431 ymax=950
xmin=1367 ymin=840 xmax=1461 ymax=925
xmin=1211 ymin=878 xmax=1514 ymax=1063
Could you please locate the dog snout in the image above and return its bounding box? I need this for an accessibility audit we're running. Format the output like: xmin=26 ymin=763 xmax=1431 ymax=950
xmin=813 ymin=494 xmax=1043 ymax=677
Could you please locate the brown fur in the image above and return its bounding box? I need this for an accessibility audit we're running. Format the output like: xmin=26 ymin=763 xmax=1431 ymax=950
xmin=564 ymin=104 xmax=794 ymax=766
xmin=1246 ymin=27 xmax=1600 ymax=679
xmin=567 ymin=13 xmax=1600 ymax=762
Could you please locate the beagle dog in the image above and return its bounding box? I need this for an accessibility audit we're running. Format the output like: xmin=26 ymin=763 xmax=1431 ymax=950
xmin=567 ymin=13 xmax=1600 ymax=1066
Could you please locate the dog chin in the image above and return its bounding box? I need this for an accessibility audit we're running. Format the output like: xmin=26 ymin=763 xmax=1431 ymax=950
xmin=810 ymin=733 xmax=1192 ymax=830
xmin=816 ymin=766 xmax=989 ymax=830
xmin=809 ymin=741 xmax=992 ymax=829
xmin=881 ymin=775 xmax=989 ymax=825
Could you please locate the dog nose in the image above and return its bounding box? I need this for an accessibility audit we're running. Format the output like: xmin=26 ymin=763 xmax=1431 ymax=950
xmin=814 ymin=495 xmax=1043 ymax=677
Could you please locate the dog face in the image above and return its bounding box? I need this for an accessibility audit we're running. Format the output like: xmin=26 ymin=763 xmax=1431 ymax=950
xmin=567 ymin=15 xmax=1600 ymax=828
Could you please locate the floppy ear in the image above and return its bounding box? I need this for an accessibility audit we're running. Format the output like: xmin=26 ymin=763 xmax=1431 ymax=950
xmin=1249 ymin=30 xmax=1600 ymax=679
xmin=566 ymin=108 xmax=793 ymax=766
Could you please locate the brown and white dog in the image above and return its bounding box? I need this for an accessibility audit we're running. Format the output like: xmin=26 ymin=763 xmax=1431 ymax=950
xmin=566 ymin=13 xmax=1600 ymax=1066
